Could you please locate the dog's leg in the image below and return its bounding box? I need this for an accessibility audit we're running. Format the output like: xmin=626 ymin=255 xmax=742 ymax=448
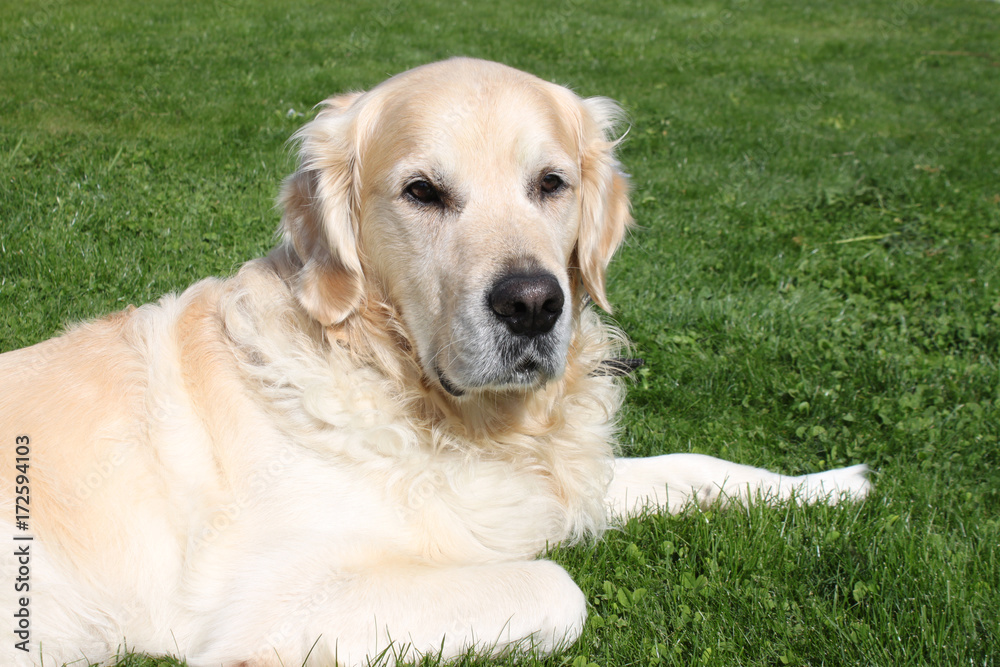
xmin=188 ymin=559 xmax=586 ymax=667
xmin=607 ymin=454 xmax=871 ymax=518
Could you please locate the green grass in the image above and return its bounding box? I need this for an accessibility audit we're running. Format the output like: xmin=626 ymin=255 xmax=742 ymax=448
xmin=2 ymin=0 xmax=999 ymax=665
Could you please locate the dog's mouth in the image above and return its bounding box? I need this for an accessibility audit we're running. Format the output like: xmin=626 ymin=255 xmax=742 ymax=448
xmin=435 ymin=356 xmax=553 ymax=399
xmin=436 ymin=367 xmax=466 ymax=398
xmin=508 ymin=358 xmax=545 ymax=385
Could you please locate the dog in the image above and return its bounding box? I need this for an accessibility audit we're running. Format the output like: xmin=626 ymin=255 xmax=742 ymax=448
xmin=0 ymin=58 xmax=870 ymax=667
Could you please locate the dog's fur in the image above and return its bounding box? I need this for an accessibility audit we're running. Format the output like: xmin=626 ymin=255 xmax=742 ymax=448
xmin=0 ymin=59 xmax=870 ymax=667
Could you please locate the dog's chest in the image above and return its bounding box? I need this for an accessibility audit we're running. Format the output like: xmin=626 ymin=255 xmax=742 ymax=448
xmin=241 ymin=445 xmax=568 ymax=565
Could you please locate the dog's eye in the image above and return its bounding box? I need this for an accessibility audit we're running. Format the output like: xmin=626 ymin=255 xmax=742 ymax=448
xmin=540 ymin=173 xmax=564 ymax=195
xmin=405 ymin=180 xmax=441 ymax=205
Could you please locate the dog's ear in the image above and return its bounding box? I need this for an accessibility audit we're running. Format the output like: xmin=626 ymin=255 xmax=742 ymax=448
xmin=576 ymin=96 xmax=632 ymax=313
xmin=279 ymin=91 xmax=366 ymax=326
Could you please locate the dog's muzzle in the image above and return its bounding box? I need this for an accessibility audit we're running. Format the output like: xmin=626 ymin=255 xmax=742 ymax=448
xmin=434 ymin=271 xmax=568 ymax=398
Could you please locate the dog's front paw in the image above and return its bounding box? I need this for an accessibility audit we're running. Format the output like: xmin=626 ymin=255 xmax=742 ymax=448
xmin=502 ymin=560 xmax=588 ymax=655
xmin=796 ymin=464 xmax=872 ymax=505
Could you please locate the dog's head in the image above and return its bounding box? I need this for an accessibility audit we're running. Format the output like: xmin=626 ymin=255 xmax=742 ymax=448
xmin=279 ymin=58 xmax=631 ymax=397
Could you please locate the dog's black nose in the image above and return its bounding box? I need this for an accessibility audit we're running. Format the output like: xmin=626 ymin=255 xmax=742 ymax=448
xmin=488 ymin=273 xmax=564 ymax=336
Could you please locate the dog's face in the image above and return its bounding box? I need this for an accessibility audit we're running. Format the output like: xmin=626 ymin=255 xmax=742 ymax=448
xmin=280 ymin=59 xmax=631 ymax=397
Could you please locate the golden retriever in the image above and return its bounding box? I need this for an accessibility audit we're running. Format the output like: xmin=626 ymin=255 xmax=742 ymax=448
xmin=0 ymin=58 xmax=870 ymax=667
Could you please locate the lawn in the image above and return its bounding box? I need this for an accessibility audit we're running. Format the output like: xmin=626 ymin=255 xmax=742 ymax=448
xmin=2 ymin=0 xmax=999 ymax=665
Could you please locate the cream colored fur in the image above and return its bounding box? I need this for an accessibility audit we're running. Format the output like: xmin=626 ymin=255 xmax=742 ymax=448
xmin=0 ymin=59 xmax=869 ymax=667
